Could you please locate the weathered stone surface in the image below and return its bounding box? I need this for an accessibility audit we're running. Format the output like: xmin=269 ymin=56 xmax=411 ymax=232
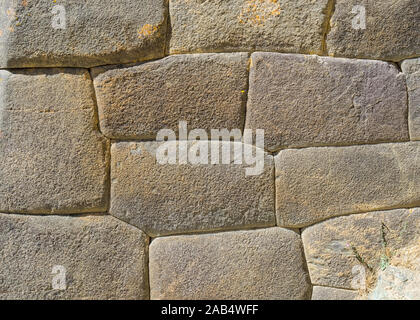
xmin=302 ymin=208 xmax=420 ymax=290
xmin=327 ymin=0 xmax=420 ymax=61
xmin=169 ymin=0 xmax=328 ymax=55
xmin=0 ymin=69 xmax=109 ymax=214
xmin=0 ymin=213 xmax=149 ymax=300
xmin=275 ymin=142 xmax=420 ymax=227
xmin=150 ymin=227 xmax=311 ymax=299
xmin=369 ymin=243 xmax=420 ymax=300
xmin=110 ymin=141 xmax=275 ymax=236
xmin=401 ymin=58 xmax=420 ymax=141
xmin=0 ymin=0 xmax=167 ymax=67
xmin=92 ymin=53 xmax=248 ymax=139
xmin=311 ymin=287 xmax=359 ymax=300
xmin=246 ymin=53 xmax=408 ymax=151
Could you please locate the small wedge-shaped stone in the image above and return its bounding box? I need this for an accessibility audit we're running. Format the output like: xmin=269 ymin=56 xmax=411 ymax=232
xmin=93 ymin=53 xmax=248 ymax=139
xmin=0 ymin=0 xmax=167 ymax=67
xmin=311 ymin=287 xmax=359 ymax=300
xmin=401 ymin=58 xmax=420 ymax=141
xmin=0 ymin=69 xmax=109 ymax=214
xmin=150 ymin=227 xmax=311 ymax=299
xmin=110 ymin=141 xmax=275 ymax=236
xmin=302 ymin=208 xmax=420 ymax=290
xmin=0 ymin=214 xmax=149 ymax=300
xmin=275 ymin=142 xmax=420 ymax=227
xmin=246 ymin=53 xmax=408 ymax=151
xmin=169 ymin=0 xmax=328 ymax=55
xmin=327 ymin=0 xmax=420 ymax=61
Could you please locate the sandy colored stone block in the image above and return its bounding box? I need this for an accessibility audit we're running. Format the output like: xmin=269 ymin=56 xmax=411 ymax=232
xmin=312 ymin=287 xmax=358 ymax=300
xmin=327 ymin=0 xmax=420 ymax=61
xmin=110 ymin=141 xmax=275 ymax=236
xmin=275 ymin=142 xmax=420 ymax=227
xmin=0 ymin=0 xmax=167 ymax=67
xmin=0 ymin=213 xmax=149 ymax=300
xmin=302 ymin=208 xmax=420 ymax=290
xmin=401 ymin=58 xmax=420 ymax=141
xmin=150 ymin=227 xmax=311 ymax=300
xmin=246 ymin=53 xmax=408 ymax=151
xmin=169 ymin=0 xmax=328 ymax=55
xmin=0 ymin=69 xmax=109 ymax=214
xmin=92 ymin=53 xmax=248 ymax=139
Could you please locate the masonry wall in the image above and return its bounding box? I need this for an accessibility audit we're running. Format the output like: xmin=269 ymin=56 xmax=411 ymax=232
xmin=0 ymin=0 xmax=419 ymax=300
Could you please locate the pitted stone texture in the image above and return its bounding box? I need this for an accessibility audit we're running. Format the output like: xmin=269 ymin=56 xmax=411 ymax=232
xmin=0 ymin=214 xmax=149 ymax=300
xmin=92 ymin=53 xmax=248 ymax=139
xmin=302 ymin=208 xmax=420 ymax=290
xmin=0 ymin=69 xmax=109 ymax=214
xmin=327 ymin=0 xmax=420 ymax=61
xmin=0 ymin=0 xmax=167 ymax=68
xmin=312 ymin=287 xmax=359 ymax=300
xmin=169 ymin=0 xmax=328 ymax=55
xmin=110 ymin=141 xmax=275 ymax=237
xmin=275 ymin=143 xmax=420 ymax=227
xmin=401 ymin=58 xmax=420 ymax=141
xmin=149 ymin=227 xmax=311 ymax=300
xmin=246 ymin=53 xmax=408 ymax=151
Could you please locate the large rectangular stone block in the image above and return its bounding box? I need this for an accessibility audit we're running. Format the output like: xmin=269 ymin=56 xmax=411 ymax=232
xmin=326 ymin=0 xmax=420 ymax=61
xmin=0 ymin=69 xmax=109 ymax=214
xmin=275 ymin=143 xmax=420 ymax=227
xmin=0 ymin=214 xmax=149 ymax=300
xmin=110 ymin=141 xmax=275 ymax=236
xmin=302 ymin=208 xmax=420 ymax=291
xmin=0 ymin=0 xmax=167 ymax=67
xmin=149 ymin=227 xmax=311 ymax=299
xmin=169 ymin=0 xmax=328 ymax=55
xmin=92 ymin=53 xmax=248 ymax=139
xmin=402 ymin=58 xmax=420 ymax=141
xmin=246 ymin=53 xmax=408 ymax=151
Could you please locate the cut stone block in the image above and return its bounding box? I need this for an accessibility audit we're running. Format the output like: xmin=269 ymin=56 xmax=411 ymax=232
xmin=0 ymin=213 xmax=149 ymax=300
xmin=110 ymin=141 xmax=275 ymax=236
xmin=149 ymin=227 xmax=311 ymax=299
xmin=92 ymin=53 xmax=248 ymax=139
xmin=169 ymin=0 xmax=328 ymax=55
xmin=246 ymin=53 xmax=408 ymax=151
xmin=0 ymin=69 xmax=109 ymax=214
xmin=0 ymin=0 xmax=167 ymax=67
xmin=401 ymin=58 xmax=420 ymax=141
xmin=327 ymin=0 xmax=420 ymax=61
xmin=312 ymin=287 xmax=359 ymax=300
xmin=302 ymin=208 xmax=420 ymax=290
xmin=275 ymin=142 xmax=420 ymax=227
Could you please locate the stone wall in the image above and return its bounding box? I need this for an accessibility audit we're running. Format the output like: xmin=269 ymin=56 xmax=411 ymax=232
xmin=0 ymin=0 xmax=419 ymax=300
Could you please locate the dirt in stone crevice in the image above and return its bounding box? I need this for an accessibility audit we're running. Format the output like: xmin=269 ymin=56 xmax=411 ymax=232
xmin=321 ymin=0 xmax=336 ymax=55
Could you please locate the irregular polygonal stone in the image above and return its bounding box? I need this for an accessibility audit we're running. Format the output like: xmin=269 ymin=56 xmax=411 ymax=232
xmin=92 ymin=53 xmax=248 ymax=139
xmin=327 ymin=0 xmax=420 ymax=61
xmin=150 ymin=227 xmax=311 ymax=299
xmin=0 ymin=69 xmax=109 ymax=214
xmin=311 ymin=287 xmax=359 ymax=300
xmin=169 ymin=0 xmax=328 ymax=55
xmin=401 ymin=58 xmax=420 ymax=141
xmin=302 ymin=208 xmax=420 ymax=290
xmin=245 ymin=53 xmax=408 ymax=151
xmin=0 ymin=213 xmax=149 ymax=300
xmin=0 ymin=0 xmax=167 ymax=67
xmin=110 ymin=141 xmax=275 ymax=236
xmin=275 ymin=142 xmax=420 ymax=227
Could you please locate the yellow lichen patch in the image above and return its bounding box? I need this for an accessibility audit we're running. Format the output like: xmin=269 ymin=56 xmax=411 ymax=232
xmin=238 ymin=0 xmax=282 ymax=26
xmin=137 ymin=24 xmax=159 ymax=38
